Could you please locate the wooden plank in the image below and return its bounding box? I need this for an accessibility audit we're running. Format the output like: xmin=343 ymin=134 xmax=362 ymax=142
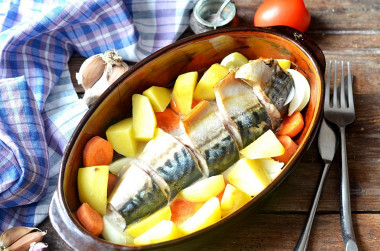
xmin=306 ymin=0 xmax=380 ymax=31
xmin=308 ymin=33 xmax=380 ymax=51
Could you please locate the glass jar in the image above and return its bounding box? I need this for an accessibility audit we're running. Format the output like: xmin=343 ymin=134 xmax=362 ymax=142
xmin=190 ymin=0 xmax=236 ymax=34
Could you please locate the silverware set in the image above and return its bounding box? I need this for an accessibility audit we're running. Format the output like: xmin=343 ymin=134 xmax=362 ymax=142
xmin=295 ymin=61 xmax=358 ymax=251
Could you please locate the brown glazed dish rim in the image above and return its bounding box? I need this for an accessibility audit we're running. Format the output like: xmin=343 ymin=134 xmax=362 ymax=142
xmin=53 ymin=26 xmax=325 ymax=250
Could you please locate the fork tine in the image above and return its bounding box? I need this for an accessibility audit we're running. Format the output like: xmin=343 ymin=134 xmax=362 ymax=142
xmin=332 ymin=61 xmax=338 ymax=107
xmin=340 ymin=61 xmax=346 ymax=108
xmin=347 ymin=61 xmax=354 ymax=108
xmin=324 ymin=60 xmax=332 ymax=109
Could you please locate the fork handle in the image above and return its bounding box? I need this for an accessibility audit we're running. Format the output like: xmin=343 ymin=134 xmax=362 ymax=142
xmin=294 ymin=163 xmax=331 ymax=251
xmin=340 ymin=126 xmax=358 ymax=251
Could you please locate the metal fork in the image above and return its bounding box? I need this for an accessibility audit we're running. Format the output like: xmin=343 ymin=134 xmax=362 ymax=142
xmin=324 ymin=60 xmax=358 ymax=251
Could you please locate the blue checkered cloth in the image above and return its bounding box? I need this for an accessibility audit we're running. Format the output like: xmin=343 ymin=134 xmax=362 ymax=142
xmin=0 ymin=0 xmax=194 ymax=231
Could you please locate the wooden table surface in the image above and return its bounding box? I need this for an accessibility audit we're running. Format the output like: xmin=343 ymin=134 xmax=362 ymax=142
xmin=39 ymin=0 xmax=380 ymax=250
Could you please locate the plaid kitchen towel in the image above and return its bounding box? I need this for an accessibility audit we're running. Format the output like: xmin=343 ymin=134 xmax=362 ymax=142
xmin=0 ymin=0 xmax=195 ymax=231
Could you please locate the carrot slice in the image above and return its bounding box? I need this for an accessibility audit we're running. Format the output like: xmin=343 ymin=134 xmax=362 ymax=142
xmin=170 ymin=198 xmax=203 ymax=225
xmin=77 ymin=203 xmax=104 ymax=236
xmin=83 ymin=136 xmax=113 ymax=167
xmin=273 ymin=135 xmax=298 ymax=164
xmin=107 ymin=173 xmax=117 ymax=197
xmin=276 ymin=111 xmax=305 ymax=138
xmin=155 ymin=108 xmax=180 ymax=133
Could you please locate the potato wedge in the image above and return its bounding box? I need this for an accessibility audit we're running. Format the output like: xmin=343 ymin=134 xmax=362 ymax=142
xmin=78 ymin=165 xmax=109 ymax=215
xmin=106 ymin=117 xmax=138 ymax=157
xmin=132 ymin=94 xmax=157 ymax=141
xmin=134 ymin=220 xmax=183 ymax=245
xmin=179 ymin=175 xmax=225 ymax=203
xmin=143 ymin=86 xmax=171 ymax=112
xmin=240 ymin=130 xmax=285 ymax=159
xmin=226 ymin=158 xmax=271 ymax=197
xmin=194 ymin=64 xmax=229 ymax=100
xmin=172 ymin=71 xmax=198 ymax=115
xmin=126 ymin=206 xmax=171 ymax=238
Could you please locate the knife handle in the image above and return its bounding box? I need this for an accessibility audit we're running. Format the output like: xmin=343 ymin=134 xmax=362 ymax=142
xmin=294 ymin=163 xmax=331 ymax=251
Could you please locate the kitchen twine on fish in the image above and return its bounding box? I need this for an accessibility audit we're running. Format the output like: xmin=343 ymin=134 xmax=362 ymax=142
xmin=0 ymin=0 xmax=196 ymax=231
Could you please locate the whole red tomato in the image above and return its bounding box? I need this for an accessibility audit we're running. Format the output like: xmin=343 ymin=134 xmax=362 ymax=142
xmin=254 ymin=0 xmax=311 ymax=32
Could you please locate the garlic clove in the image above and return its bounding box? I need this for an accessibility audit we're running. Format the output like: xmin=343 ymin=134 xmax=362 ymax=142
xmin=0 ymin=227 xmax=40 ymax=249
xmin=76 ymin=54 xmax=106 ymax=90
xmin=82 ymin=71 xmax=110 ymax=107
xmin=107 ymin=64 xmax=129 ymax=85
xmin=8 ymin=230 xmax=46 ymax=251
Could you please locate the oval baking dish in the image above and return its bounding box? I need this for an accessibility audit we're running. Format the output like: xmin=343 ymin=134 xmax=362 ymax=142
xmin=49 ymin=26 xmax=325 ymax=250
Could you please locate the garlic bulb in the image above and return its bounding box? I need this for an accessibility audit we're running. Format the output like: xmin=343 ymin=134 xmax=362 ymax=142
xmin=76 ymin=50 xmax=129 ymax=106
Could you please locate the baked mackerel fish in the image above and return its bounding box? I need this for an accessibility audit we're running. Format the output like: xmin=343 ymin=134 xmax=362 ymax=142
xmin=106 ymin=58 xmax=294 ymax=230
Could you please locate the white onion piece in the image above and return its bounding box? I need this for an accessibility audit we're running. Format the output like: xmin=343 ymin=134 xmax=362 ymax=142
xmin=287 ymin=69 xmax=310 ymax=116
